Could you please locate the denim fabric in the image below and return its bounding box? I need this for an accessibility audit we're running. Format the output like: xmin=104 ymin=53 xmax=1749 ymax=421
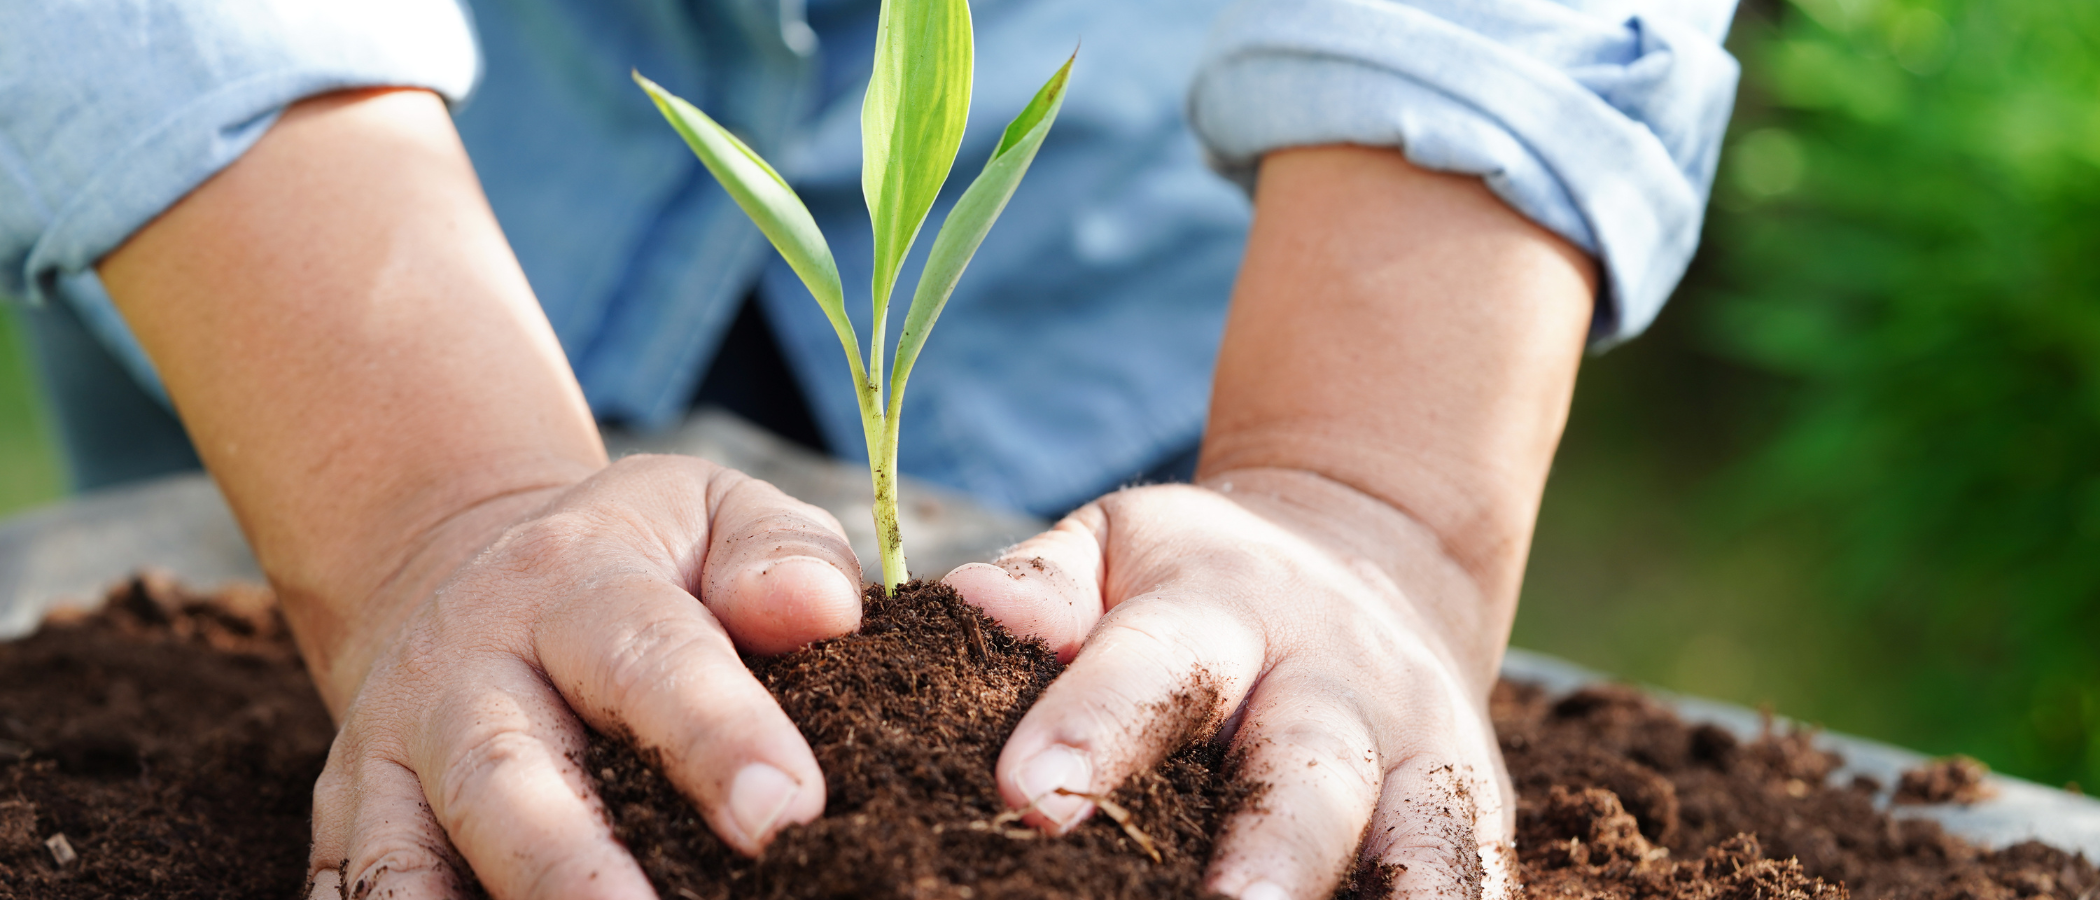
xmin=1190 ymin=0 xmax=1742 ymax=344
xmin=2 ymin=0 xmax=1735 ymax=514
xmin=0 ymin=0 xmax=480 ymax=397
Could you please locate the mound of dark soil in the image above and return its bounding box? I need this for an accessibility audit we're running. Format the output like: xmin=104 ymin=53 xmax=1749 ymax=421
xmin=588 ymin=580 xmax=1287 ymax=900
xmin=0 ymin=575 xmax=334 ymax=898
xmin=1495 ymin=681 xmax=2097 ymax=900
xmin=0 ymin=578 xmax=2092 ymax=900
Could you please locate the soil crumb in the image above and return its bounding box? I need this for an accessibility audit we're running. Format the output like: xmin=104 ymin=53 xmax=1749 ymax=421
xmin=1893 ymin=756 xmax=1996 ymax=806
xmin=2 ymin=577 xmax=2095 ymax=900
xmin=589 ymin=580 xmax=1267 ymax=900
xmin=0 ymin=575 xmax=334 ymax=899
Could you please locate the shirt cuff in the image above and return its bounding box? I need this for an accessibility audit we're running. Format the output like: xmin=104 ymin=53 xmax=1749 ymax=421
xmin=2 ymin=0 xmax=481 ymax=337
xmin=1188 ymin=0 xmax=1740 ymax=344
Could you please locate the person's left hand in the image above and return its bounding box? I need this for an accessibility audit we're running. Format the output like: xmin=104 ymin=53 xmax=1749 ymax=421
xmin=945 ymin=467 xmax=1516 ymax=900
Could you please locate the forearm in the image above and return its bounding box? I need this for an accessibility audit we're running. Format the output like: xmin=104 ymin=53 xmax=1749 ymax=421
xmin=1199 ymin=144 xmax=1594 ymax=671
xmin=97 ymin=89 xmax=608 ymax=710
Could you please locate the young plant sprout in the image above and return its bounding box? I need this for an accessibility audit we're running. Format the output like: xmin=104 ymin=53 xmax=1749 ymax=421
xmin=635 ymin=0 xmax=1073 ymax=595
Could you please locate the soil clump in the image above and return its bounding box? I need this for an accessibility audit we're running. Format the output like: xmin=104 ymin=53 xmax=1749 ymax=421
xmin=0 ymin=578 xmax=2093 ymax=900
xmin=1893 ymin=757 xmax=1996 ymax=807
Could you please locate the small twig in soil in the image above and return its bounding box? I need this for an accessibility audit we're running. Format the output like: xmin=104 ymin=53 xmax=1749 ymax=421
xmin=962 ymin=788 xmax=1163 ymax=861
xmin=962 ymin=613 xmax=988 ymax=662
xmin=969 ymin=796 xmax=1046 ymax=840
xmin=1056 ymin=788 xmax=1162 ymax=863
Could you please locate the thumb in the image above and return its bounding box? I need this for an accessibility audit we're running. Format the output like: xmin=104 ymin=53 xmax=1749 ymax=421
xmin=699 ymin=470 xmax=865 ymax=656
xmin=941 ymin=505 xmax=1108 ymax=662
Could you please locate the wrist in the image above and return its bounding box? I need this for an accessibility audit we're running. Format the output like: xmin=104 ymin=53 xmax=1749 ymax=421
xmin=1192 ymin=465 xmax=1513 ymax=694
xmin=1200 ymin=145 xmax=1588 ymax=650
xmin=280 ymin=469 xmax=591 ymax=715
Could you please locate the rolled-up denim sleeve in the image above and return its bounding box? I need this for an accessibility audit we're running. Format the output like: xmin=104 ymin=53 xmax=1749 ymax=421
xmin=0 ymin=0 xmax=479 ymax=393
xmin=1188 ymin=0 xmax=1740 ymax=344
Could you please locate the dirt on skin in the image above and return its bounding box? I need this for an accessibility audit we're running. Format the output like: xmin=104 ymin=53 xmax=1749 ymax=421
xmin=1 ymin=578 xmax=2095 ymax=900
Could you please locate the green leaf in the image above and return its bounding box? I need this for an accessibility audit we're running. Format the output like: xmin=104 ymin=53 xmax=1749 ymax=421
xmin=862 ymin=0 xmax=974 ymax=328
xmin=887 ymin=54 xmax=1074 ymax=410
xmin=633 ymin=71 xmax=864 ymax=381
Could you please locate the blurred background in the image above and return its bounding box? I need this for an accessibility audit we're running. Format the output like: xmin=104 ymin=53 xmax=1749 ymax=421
xmin=1515 ymin=0 xmax=2099 ymax=794
xmin=0 ymin=0 xmax=2092 ymax=792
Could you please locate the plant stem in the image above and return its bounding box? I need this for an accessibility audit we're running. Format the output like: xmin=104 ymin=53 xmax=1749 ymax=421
xmin=873 ymin=383 xmax=913 ymax=593
xmin=871 ymin=439 xmax=906 ymax=593
xmin=857 ymin=365 xmax=907 ymax=595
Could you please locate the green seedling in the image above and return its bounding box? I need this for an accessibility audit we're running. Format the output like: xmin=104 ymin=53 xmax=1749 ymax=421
xmin=635 ymin=0 xmax=1074 ymax=595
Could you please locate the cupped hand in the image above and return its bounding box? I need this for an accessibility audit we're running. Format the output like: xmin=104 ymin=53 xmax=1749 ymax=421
xmin=301 ymin=455 xmax=864 ymax=900
xmin=946 ymin=468 xmax=1516 ymax=900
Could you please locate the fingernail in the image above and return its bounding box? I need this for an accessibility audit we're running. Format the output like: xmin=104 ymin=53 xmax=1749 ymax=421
xmin=1240 ymin=880 xmax=1290 ymax=900
xmin=306 ymin=867 xmax=342 ymax=900
xmin=1016 ymin=745 xmax=1093 ymax=832
xmin=760 ymin=555 xmax=856 ymax=600
xmin=727 ymin=763 xmax=799 ymax=844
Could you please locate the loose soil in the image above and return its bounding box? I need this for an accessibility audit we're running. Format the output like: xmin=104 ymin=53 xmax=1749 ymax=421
xmin=1493 ymin=681 xmax=2096 ymax=900
xmin=0 ymin=578 xmax=2091 ymax=900
xmin=0 ymin=575 xmax=332 ymax=898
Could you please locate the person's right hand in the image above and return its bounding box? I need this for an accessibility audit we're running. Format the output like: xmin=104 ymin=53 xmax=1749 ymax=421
xmin=300 ymin=455 xmax=865 ymax=900
xmin=90 ymin=88 xmax=869 ymax=899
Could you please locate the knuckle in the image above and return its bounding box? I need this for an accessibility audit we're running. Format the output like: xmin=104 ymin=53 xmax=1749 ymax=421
xmin=435 ymin=725 xmax=548 ymax=828
xmin=341 ymin=669 xmax=445 ymax=758
xmin=440 ymin=511 xmax=659 ymax=638
xmin=312 ymin=737 xmax=358 ymax=796
xmin=484 ymin=511 xmax=606 ymax=577
xmin=345 ymin=836 xmax=469 ymax=900
xmin=599 ymin=453 xmax=727 ymax=505
xmin=1066 ymin=677 xmax=1164 ymax=750
xmin=1095 ymin=606 xmax=1206 ymax=677
xmin=593 ymin=617 xmax=731 ymax=717
xmin=1266 ymin=714 xmax=1384 ymax=795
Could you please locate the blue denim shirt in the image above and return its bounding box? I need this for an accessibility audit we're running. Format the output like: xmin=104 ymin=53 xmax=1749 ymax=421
xmin=1 ymin=0 xmax=1738 ymax=515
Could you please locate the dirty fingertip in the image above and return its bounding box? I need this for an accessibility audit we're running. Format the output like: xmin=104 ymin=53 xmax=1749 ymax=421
xmin=944 ymin=561 xmax=1089 ymax=655
xmin=305 ymin=864 xmax=343 ymax=900
xmin=725 ymin=762 xmax=806 ymax=850
xmin=725 ymin=555 xmax=862 ymax=654
xmin=943 ymin=562 xmax=1030 ymax=606
xmin=1010 ymin=744 xmax=1095 ymax=833
xmin=1237 ymin=880 xmax=1291 ymax=900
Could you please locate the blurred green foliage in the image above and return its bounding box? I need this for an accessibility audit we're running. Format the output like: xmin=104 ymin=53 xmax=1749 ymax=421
xmin=1520 ymin=0 xmax=2099 ymax=792
xmin=0 ymin=309 xmax=63 ymax=516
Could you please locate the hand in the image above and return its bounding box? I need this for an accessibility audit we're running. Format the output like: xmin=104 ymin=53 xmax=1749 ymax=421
xmin=940 ymin=144 xmax=1593 ymax=899
xmin=946 ymin=468 xmax=1515 ymax=900
xmin=301 ymin=455 xmax=864 ymax=899
xmin=93 ymin=90 xmax=871 ymax=897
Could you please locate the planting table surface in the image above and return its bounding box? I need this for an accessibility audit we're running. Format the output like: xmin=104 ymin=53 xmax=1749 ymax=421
xmin=3 ymin=407 xmax=2096 ymax=858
